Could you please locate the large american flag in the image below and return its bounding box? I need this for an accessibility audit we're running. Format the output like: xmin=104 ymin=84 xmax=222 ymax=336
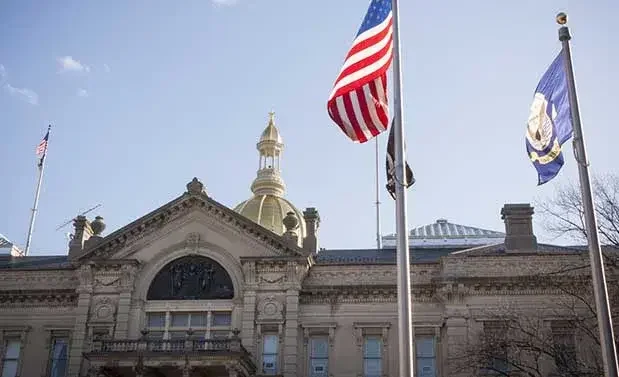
xmin=327 ymin=0 xmax=393 ymax=143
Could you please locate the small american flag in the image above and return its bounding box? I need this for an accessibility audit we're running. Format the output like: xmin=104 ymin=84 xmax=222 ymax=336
xmin=36 ymin=130 xmax=49 ymax=156
xmin=327 ymin=0 xmax=393 ymax=143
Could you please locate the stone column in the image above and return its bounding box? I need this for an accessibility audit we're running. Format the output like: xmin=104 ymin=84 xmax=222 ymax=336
xmin=241 ymin=290 xmax=257 ymax=355
xmin=114 ymin=264 xmax=138 ymax=338
xmin=283 ymin=289 xmax=300 ymax=377
xmin=68 ymin=264 xmax=94 ymax=377
xmin=444 ymin=307 xmax=470 ymax=377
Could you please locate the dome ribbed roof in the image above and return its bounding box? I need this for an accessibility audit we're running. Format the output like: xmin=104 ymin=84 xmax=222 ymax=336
xmin=234 ymin=195 xmax=306 ymax=246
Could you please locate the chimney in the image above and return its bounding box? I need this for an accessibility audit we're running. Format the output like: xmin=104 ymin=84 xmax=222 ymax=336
xmin=303 ymin=207 xmax=320 ymax=254
xmin=501 ymin=203 xmax=537 ymax=252
xmin=68 ymin=216 xmax=93 ymax=259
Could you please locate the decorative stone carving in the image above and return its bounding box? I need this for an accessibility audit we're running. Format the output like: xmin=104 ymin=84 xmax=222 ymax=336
xmin=259 ymin=273 xmax=286 ymax=284
xmin=120 ymin=264 xmax=138 ymax=289
xmin=241 ymin=261 xmax=256 ymax=284
xmin=186 ymin=177 xmax=205 ymax=195
xmin=78 ymin=265 xmax=94 ymax=286
xmin=257 ymin=295 xmax=283 ymax=321
xmin=185 ymin=232 xmax=201 ymax=250
xmin=147 ymin=255 xmax=234 ymax=300
xmin=91 ymin=296 xmax=117 ymax=322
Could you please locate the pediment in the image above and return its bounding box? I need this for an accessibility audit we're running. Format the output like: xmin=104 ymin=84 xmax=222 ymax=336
xmin=76 ymin=179 xmax=306 ymax=261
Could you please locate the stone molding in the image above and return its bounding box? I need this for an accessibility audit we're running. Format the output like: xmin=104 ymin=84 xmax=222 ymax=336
xmin=79 ymin=194 xmax=305 ymax=260
xmin=0 ymin=270 xmax=77 ymax=291
xmin=0 ymin=289 xmax=78 ymax=307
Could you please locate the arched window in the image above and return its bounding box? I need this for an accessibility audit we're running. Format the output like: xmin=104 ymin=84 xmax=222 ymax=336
xmin=147 ymin=255 xmax=234 ymax=300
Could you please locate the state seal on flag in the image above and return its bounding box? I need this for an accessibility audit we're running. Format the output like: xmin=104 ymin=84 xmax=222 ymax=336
xmin=526 ymin=93 xmax=561 ymax=164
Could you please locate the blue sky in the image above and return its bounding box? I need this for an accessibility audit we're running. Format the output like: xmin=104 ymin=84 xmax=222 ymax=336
xmin=1 ymin=0 xmax=617 ymax=255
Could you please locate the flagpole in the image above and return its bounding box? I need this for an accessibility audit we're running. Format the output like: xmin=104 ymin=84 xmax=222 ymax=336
xmin=24 ymin=125 xmax=51 ymax=256
xmin=375 ymin=137 xmax=382 ymax=249
xmin=391 ymin=0 xmax=414 ymax=375
xmin=557 ymin=14 xmax=618 ymax=376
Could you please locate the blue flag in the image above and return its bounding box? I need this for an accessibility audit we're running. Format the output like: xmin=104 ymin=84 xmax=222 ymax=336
xmin=526 ymin=51 xmax=573 ymax=185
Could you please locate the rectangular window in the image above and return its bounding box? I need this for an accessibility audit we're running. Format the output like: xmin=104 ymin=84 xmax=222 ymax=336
xmin=47 ymin=337 xmax=69 ymax=377
xmin=415 ymin=335 xmax=436 ymax=377
xmin=309 ymin=336 xmax=328 ymax=377
xmin=483 ymin=322 xmax=509 ymax=374
xmin=363 ymin=336 xmax=382 ymax=377
xmin=1 ymin=339 xmax=22 ymax=377
xmin=146 ymin=311 xmax=231 ymax=340
xmin=262 ymin=334 xmax=278 ymax=375
xmin=552 ymin=324 xmax=576 ymax=373
xmin=211 ymin=312 xmax=232 ymax=327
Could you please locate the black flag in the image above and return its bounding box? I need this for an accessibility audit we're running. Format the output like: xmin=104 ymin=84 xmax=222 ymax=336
xmin=385 ymin=120 xmax=414 ymax=200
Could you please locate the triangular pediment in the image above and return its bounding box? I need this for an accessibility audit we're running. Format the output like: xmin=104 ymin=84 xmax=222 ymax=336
xmin=76 ymin=179 xmax=306 ymax=261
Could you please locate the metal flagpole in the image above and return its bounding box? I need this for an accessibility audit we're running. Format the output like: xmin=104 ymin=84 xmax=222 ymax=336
xmin=391 ymin=0 xmax=414 ymax=375
xmin=375 ymin=137 xmax=382 ymax=249
xmin=24 ymin=125 xmax=51 ymax=256
xmin=557 ymin=13 xmax=619 ymax=376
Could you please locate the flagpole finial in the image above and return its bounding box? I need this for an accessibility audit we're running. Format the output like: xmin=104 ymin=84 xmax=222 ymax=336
xmin=556 ymin=12 xmax=568 ymax=25
xmin=557 ymin=12 xmax=571 ymax=42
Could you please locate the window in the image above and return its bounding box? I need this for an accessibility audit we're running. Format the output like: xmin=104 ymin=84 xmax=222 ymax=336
xmin=483 ymin=321 xmax=509 ymax=374
xmin=1 ymin=339 xmax=21 ymax=377
xmin=47 ymin=336 xmax=69 ymax=377
xmin=262 ymin=334 xmax=278 ymax=375
xmin=146 ymin=311 xmax=231 ymax=340
xmin=552 ymin=323 xmax=576 ymax=374
xmin=309 ymin=337 xmax=328 ymax=377
xmin=363 ymin=336 xmax=382 ymax=377
xmin=415 ymin=335 xmax=436 ymax=377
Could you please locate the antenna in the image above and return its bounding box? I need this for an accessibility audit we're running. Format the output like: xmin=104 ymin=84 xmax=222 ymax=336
xmin=55 ymin=204 xmax=102 ymax=231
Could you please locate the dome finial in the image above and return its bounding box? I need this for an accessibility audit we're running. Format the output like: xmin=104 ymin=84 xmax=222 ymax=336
xmin=268 ymin=110 xmax=275 ymax=125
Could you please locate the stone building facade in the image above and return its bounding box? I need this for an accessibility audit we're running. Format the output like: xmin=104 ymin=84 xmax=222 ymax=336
xmin=0 ymin=115 xmax=614 ymax=377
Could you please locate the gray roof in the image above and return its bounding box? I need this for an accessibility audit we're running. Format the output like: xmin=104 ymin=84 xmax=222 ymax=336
xmin=382 ymin=219 xmax=505 ymax=248
xmin=0 ymin=255 xmax=72 ymax=270
xmin=315 ymin=243 xmax=585 ymax=265
xmin=408 ymin=219 xmax=505 ymax=239
xmin=0 ymin=234 xmax=13 ymax=248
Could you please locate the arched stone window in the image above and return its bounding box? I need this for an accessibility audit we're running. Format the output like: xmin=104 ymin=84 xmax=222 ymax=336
xmin=147 ymin=255 xmax=234 ymax=300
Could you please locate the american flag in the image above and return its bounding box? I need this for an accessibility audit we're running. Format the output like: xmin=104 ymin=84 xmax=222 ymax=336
xmin=36 ymin=130 xmax=49 ymax=156
xmin=327 ymin=0 xmax=393 ymax=143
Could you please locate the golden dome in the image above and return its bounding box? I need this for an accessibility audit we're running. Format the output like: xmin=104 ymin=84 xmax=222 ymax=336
xmin=234 ymin=111 xmax=306 ymax=246
xmin=234 ymin=195 xmax=306 ymax=245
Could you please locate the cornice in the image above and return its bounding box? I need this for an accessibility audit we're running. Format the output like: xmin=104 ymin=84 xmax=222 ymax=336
xmin=78 ymin=194 xmax=305 ymax=260
xmin=0 ymin=289 xmax=78 ymax=307
xmin=0 ymin=270 xmax=78 ymax=290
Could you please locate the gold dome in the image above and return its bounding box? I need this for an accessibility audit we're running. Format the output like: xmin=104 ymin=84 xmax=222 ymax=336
xmin=234 ymin=112 xmax=306 ymax=246
xmin=234 ymin=195 xmax=306 ymax=245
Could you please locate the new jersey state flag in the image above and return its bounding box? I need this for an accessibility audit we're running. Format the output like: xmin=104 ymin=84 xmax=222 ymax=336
xmin=526 ymin=51 xmax=573 ymax=185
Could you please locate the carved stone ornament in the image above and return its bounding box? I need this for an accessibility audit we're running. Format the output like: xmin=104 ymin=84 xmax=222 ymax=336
xmin=185 ymin=232 xmax=201 ymax=249
xmin=147 ymin=255 xmax=234 ymax=300
xmin=257 ymin=295 xmax=283 ymax=321
xmin=78 ymin=265 xmax=94 ymax=286
xmin=120 ymin=264 xmax=138 ymax=288
xmin=91 ymin=296 xmax=117 ymax=321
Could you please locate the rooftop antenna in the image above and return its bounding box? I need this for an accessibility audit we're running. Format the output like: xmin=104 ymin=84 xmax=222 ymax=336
xmin=55 ymin=204 xmax=102 ymax=231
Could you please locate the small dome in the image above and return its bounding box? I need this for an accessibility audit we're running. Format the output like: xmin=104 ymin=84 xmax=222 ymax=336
xmin=259 ymin=112 xmax=283 ymax=145
xmin=234 ymin=194 xmax=306 ymax=247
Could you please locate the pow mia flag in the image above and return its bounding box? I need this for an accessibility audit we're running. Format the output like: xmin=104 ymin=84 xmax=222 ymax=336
xmin=385 ymin=119 xmax=415 ymax=200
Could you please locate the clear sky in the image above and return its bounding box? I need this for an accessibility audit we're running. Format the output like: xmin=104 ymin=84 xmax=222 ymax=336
xmin=1 ymin=0 xmax=617 ymax=256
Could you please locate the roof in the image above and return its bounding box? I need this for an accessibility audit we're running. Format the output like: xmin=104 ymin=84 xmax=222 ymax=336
xmin=315 ymin=243 xmax=588 ymax=265
xmin=0 ymin=255 xmax=72 ymax=270
xmin=0 ymin=234 xmax=13 ymax=248
xmin=315 ymin=246 xmax=469 ymax=264
xmin=382 ymin=219 xmax=505 ymax=247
